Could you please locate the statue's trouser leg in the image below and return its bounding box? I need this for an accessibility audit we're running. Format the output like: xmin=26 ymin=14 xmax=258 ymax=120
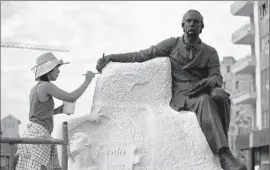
xmin=210 ymin=87 xmax=231 ymax=140
xmin=185 ymin=89 xmax=230 ymax=154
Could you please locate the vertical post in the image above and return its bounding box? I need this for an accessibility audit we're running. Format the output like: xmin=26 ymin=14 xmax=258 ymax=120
xmin=8 ymin=153 xmax=12 ymax=170
xmin=8 ymin=144 xmax=14 ymax=170
xmin=247 ymin=149 xmax=253 ymax=170
xmin=62 ymin=122 xmax=68 ymax=170
xmin=254 ymin=0 xmax=262 ymax=130
xmin=251 ymin=148 xmax=255 ymax=170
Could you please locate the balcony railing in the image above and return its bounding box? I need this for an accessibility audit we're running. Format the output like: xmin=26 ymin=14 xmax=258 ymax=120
xmin=232 ymin=84 xmax=254 ymax=97
xmin=231 ymin=55 xmax=256 ymax=74
xmin=235 ymin=128 xmax=270 ymax=150
xmin=232 ymin=23 xmax=254 ymax=44
xmin=230 ymin=1 xmax=254 ymax=16
xmin=231 ymin=84 xmax=256 ymax=105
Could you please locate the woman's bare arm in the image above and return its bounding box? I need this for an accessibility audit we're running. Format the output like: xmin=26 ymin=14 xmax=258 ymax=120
xmin=41 ymin=71 xmax=95 ymax=102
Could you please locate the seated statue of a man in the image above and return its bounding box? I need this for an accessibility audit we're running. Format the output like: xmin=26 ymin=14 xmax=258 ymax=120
xmin=96 ymin=9 xmax=247 ymax=170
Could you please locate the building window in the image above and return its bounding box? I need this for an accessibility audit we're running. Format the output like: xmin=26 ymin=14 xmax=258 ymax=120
xmin=229 ymin=135 xmax=234 ymax=151
xmin=262 ymin=110 xmax=269 ymax=129
xmin=231 ymin=136 xmax=235 ymax=151
xmin=236 ymin=111 xmax=240 ymax=117
xmin=4 ymin=123 xmax=14 ymax=128
xmin=261 ymin=67 xmax=270 ymax=99
xmin=259 ymin=2 xmax=269 ymax=20
xmin=261 ymin=34 xmax=269 ymax=55
xmin=223 ymin=82 xmax=226 ymax=89
xmin=261 ymin=68 xmax=267 ymax=85
xmin=226 ymin=65 xmax=231 ymax=73
xmin=235 ymin=81 xmax=239 ymax=89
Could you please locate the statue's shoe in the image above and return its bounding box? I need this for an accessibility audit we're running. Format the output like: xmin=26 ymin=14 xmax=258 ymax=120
xmin=219 ymin=148 xmax=247 ymax=170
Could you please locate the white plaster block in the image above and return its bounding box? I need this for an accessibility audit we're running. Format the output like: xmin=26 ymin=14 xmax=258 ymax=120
xmin=57 ymin=58 xmax=223 ymax=170
xmin=92 ymin=57 xmax=172 ymax=106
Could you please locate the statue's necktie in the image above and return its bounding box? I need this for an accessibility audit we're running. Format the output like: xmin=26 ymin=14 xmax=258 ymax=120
xmin=184 ymin=44 xmax=201 ymax=60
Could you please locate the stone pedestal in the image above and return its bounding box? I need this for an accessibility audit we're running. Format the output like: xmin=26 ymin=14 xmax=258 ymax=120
xmin=58 ymin=58 xmax=223 ymax=170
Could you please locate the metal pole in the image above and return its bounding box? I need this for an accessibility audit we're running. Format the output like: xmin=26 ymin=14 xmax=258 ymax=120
xmin=251 ymin=148 xmax=255 ymax=170
xmin=8 ymin=153 xmax=12 ymax=170
xmin=9 ymin=144 xmax=15 ymax=170
xmin=0 ymin=137 xmax=64 ymax=145
xmin=1 ymin=40 xmax=69 ymax=52
xmin=62 ymin=122 xmax=68 ymax=170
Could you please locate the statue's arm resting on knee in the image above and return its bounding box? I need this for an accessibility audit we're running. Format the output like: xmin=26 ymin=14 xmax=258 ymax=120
xmin=185 ymin=51 xmax=223 ymax=96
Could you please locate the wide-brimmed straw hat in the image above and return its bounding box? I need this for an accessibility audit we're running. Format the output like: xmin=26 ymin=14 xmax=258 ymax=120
xmin=31 ymin=52 xmax=69 ymax=80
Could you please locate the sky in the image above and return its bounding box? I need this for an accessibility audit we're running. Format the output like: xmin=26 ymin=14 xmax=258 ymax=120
xmin=1 ymin=1 xmax=251 ymax=137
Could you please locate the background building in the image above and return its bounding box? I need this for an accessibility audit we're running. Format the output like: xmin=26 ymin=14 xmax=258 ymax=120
xmin=221 ymin=56 xmax=253 ymax=167
xmin=1 ymin=115 xmax=21 ymax=138
xmin=230 ymin=1 xmax=269 ymax=170
xmin=1 ymin=115 xmax=21 ymax=170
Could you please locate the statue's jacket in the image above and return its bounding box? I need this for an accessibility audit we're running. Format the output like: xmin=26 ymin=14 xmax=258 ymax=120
xmin=107 ymin=36 xmax=223 ymax=111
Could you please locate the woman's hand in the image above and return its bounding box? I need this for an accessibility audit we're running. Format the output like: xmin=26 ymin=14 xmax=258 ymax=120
xmin=85 ymin=71 xmax=96 ymax=83
xmin=54 ymin=104 xmax=64 ymax=115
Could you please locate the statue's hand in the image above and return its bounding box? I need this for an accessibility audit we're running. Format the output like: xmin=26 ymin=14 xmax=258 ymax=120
xmin=197 ymin=78 xmax=216 ymax=88
xmin=184 ymin=78 xmax=216 ymax=96
xmin=96 ymin=54 xmax=111 ymax=73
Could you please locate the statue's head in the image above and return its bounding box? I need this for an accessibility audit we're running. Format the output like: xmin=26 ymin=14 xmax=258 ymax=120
xmin=181 ymin=9 xmax=204 ymax=36
xmin=68 ymin=131 xmax=102 ymax=168
xmin=69 ymin=132 xmax=91 ymax=155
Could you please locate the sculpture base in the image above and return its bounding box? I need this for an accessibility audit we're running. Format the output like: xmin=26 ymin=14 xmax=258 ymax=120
xmin=61 ymin=105 xmax=222 ymax=170
xmin=56 ymin=58 xmax=223 ymax=169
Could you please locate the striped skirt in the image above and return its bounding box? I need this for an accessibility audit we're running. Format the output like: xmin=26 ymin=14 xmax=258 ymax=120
xmin=15 ymin=121 xmax=60 ymax=170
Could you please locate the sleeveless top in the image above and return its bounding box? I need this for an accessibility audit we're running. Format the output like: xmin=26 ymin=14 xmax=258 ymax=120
xmin=29 ymin=81 xmax=54 ymax=134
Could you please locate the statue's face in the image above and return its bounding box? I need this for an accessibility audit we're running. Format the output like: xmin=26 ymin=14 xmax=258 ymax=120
xmin=69 ymin=132 xmax=90 ymax=154
xmin=182 ymin=12 xmax=203 ymax=36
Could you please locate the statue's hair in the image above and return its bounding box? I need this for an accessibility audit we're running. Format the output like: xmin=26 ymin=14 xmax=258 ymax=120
xmin=181 ymin=9 xmax=204 ymax=31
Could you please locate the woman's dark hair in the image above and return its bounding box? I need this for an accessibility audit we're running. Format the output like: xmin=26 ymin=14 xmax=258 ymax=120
xmin=38 ymin=74 xmax=49 ymax=81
